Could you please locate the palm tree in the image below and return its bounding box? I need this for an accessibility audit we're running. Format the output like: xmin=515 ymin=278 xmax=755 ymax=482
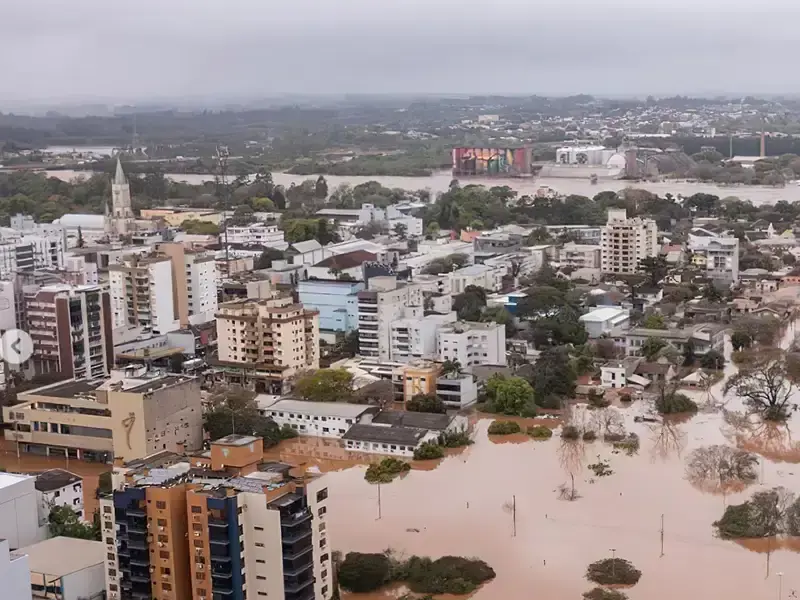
xmin=440 ymin=359 xmax=462 ymax=378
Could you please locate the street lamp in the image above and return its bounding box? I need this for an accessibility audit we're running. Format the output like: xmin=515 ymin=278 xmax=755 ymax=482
xmin=777 ymin=572 xmax=784 ymax=600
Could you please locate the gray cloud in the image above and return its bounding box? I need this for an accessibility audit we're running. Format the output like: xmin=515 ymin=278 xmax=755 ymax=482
xmin=3 ymin=0 xmax=800 ymax=107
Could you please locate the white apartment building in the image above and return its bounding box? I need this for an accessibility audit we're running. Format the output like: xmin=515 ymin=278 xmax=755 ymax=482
xmin=438 ymin=322 xmax=506 ymax=369
xmin=0 ymin=473 xmax=41 ymax=550
xmin=449 ymin=264 xmax=504 ymax=294
xmin=21 ymin=536 xmax=105 ymax=600
xmin=224 ymin=223 xmax=288 ymax=250
xmin=63 ymin=255 xmax=99 ymax=285
xmin=258 ymin=398 xmax=378 ymax=438
xmin=155 ymin=243 xmax=219 ymax=325
xmin=390 ymin=312 xmax=458 ymax=362
xmin=34 ymin=469 xmax=84 ymax=524
xmin=600 ymin=208 xmax=658 ymax=275
xmin=559 ymin=242 xmax=602 ymax=269
xmin=688 ymin=234 xmax=740 ymax=282
xmin=357 ymin=276 xmax=424 ymax=361
xmin=109 ymin=255 xmax=179 ymax=336
xmin=0 ymin=539 xmax=31 ymax=600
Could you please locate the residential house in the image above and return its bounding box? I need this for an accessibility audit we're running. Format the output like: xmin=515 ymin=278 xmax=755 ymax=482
xmin=579 ymin=307 xmax=630 ymax=338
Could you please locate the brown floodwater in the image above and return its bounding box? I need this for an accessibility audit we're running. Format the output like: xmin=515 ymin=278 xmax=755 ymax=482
xmin=319 ymin=325 xmax=800 ymax=600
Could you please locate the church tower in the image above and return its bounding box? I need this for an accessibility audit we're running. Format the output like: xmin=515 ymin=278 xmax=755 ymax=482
xmin=111 ymin=158 xmax=134 ymax=236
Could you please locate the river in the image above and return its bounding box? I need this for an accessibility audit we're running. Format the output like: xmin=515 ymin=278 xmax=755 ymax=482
xmin=44 ymin=169 xmax=800 ymax=205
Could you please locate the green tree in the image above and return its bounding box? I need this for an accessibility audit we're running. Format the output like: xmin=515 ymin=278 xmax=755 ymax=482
xmin=724 ymin=352 xmax=796 ymax=421
xmin=639 ymin=256 xmax=668 ymax=286
xmin=700 ymin=349 xmax=725 ymax=370
xmin=731 ymin=330 xmax=753 ymax=352
xmin=48 ymin=505 xmax=100 ymax=540
xmin=485 ymin=376 xmax=536 ymax=416
xmin=452 ymin=286 xmax=487 ymax=321
xmin=440 ymin=359 xmax=463 ymax=378
xmin=204 ymin=386 xmax=288 ymax=447
xmin=293 ymin=369 xmax=355 ymax=402
xmin=255 ymin=248 xmax=284 ymax=270
xmin=480 ymin=305 xmax=517 ymax=337
xmin=407 ymin=394 xmax=446 ymax=414
xmin=251 ymin=197 xmax=276 ymax=212
xmin=642 ymin=337 xmax=667 ymax=360
xmin=337 ymin=553 xmax=391 ymax=593
xmin=315 ymin=175 xmax=329 ymax=200
xmin=424 ymin=222 xmax=441 ymax=239
xmin=529 ymin=347 xmax=576 ymax=409
xmin=181 ymin=219 xmax=220 ymax=235
xmin=642 ymin=313 xmax=667 ymax=330
xmin=393 ymin=223 xmax=408 ymax=240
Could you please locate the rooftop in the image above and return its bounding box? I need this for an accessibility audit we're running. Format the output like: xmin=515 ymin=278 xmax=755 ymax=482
xmin=125 ymin=375 xmax=195 ymax=394
xmin=315 ymin=250 xmax=377 ymax=270
xmin=22 ymin=379 xmax=104 ymax=399
xmin=259 ymin=398 xmax=375 ymax=419
xmin=372 ymin=411 xmax=454 ymax=431
xmin=19 ymin=536 xmax=105 ymax=579
xmin=34 ymin=469 xmax=82 ymax=492
xmin=579 ymin=307 xmax=628 ymax=323
xmin=213 ymin=434 xmax=261 ymax=447
xmin=343 ymin=423 xmax=425 ymax=446
xmin=0 ymin=471 xmax=32 ymax=490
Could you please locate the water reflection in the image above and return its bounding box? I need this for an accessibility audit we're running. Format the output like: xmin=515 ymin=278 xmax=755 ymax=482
xmin=648 ymin=416 xmax=689 ymax=462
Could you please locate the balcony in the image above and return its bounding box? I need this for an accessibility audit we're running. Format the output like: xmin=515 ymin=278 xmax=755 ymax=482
xmin=284 ymin=577 xmax=315 ymax=594
xmin=208 ymin=517 xmax=227 ymax=528
xmin=281 ymin=508 xmax=312 ymax=528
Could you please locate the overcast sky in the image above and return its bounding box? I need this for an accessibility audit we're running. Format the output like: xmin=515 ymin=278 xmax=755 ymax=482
xmin=3 ymin=0 xmax=799 ymax=107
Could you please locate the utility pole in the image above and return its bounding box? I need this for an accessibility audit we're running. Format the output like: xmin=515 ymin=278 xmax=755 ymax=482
xmin=216 ymin=145 xmax=231 ymax=274
xmin=377 ymin=483 xmax=382 ymax=520
xmin=777 ymin=572 xmax=784 ymax=600
xmin=610 ymin=548 xmax=617 ymax=578
xmin=512 ymin=495 xmax=516 ymax=537
xmin=660 ymin=514 xmax=664 ymax=557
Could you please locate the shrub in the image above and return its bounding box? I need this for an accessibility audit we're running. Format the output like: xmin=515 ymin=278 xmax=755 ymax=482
xmin=586 ymin=558 xmax=641 ymax=586
xmin=438 ymin=429 xmax=473 ymax=448
xmin=338 ymin=552 xmax=391 ymax=592
xmin=655 ymin=391 xmax=698 ymax=415
xmin=611 ymin=433 xmax=640 ymax=456
xmin=413 ymin=442 xmax=445 ymax=460
xmin=619 ymin=392 xmax=632 ymax=403
xmin=583 ymin=588 xmax=629 ymax=600
xmin=279 ymin=424 xmax=299 ymax=439
xmin=407 ymin=394 xmax=447 ymax=414
xmin=488 ymin=420 xmax=521 ymax=435
xmin=583 ymin=430 xmax=598 ymax=442
xmin=401 ymin=555 xmax=496 ymax=595
xmin=527 ymin=425 xmax=553 ymax=440
xmin=365 ymin=457 xmax=411 ymax=484
xmin=587 ymin=389 xmax=611 ymax=408
xmin=603 ymin=432 xmax=625 ymax=443
xmin=561 ymin=425 xmax=580 ymax=440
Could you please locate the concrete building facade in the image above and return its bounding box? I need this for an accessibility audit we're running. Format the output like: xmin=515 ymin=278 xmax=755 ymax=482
xmin=109 ymin=255 xmax=180 ymax=336
xmin=357 ymin=276 xmax=423 ymax=361
xmin=297 ymin=280 xmax=364 ymax=333
xmin=437 ymin=322 xmax=506 ymax=370
xmin=0 ymin=539 xmax=31 ymax=600
xmin=688 ymin=235 xmax=740 ymax=283
xmin=0 ymin=473 xmax=40 ymax=549
xmin=154 ymin=243 xmax=219 ymax=326
xmin=24 ymin=284 xmax=114 ymax=380
xmin=600 ymin=209 xmax=658 ymax=275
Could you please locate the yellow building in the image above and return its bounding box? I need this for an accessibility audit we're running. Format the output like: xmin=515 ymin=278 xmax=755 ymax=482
xmin=3 ymin=369 xmax=204 ymax=462
xmin=394 ymin=360 xmax=441 ymax=402
xmin=213 ymin=294 xmax=319 ymax=393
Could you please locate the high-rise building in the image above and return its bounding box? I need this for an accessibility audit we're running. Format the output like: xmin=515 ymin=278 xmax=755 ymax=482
xmin=154 ymin=243 xmax=219 ymax=326
xmin=688 ymin=234 xmax=740 ymax=283
xmin=101 ymin=436 xmax=333 ymax=600
xmin=357 ymin=276 xmax=423 ymax=361
xmin=437 ymin=322 xmax=506 ymax=370
xmin=109 ymin=255 xmax=180 ymax=336
xmin=24 ymin=284 xmax=114 ymax=380
xmin=215 ymin=294 xmax=319 ymax=393
xmin=108 ymin=159 xmax=135 ymax=237
xmin=600 ymin=209 xmax=658 ymax=275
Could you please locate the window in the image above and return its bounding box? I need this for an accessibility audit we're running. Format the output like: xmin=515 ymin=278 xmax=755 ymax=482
xmin=158 ymin=519 xmax=167 ymax=526
xmin=322 ymin=569 xmax=328 ymax=579
xmin=192 ymin=523 xmax=203 ymax=531
xmin=254 ymin=526 xmax=264 ymax=531
xmin=160 ymin=551 xmax=170 ymax=559
xmin=256 ymin=559 xmax=265 ymax=564
xmin=316 ymin=488 xmax=328 ymax=502
xmin=110 ymin=584 xmax=118 ymax=591
xmin=104 ymin=506 xmax=112 ymax=514
xmin=255 ymin=542 xmax=264 ymax=548
xmin=318 ymin=506 xmax=327 ymax=517
xmin=107 ymin=552 xmax=115 ymax=560
xmin=196 ymin=573 xmax=206 ymax=581
xmin=162 ymin=583 xmax=172 ymax=591
xmin=322 ymin=585 xmax=329 ymax=595
xmin=158 ymin=535 xmax=169 ymax=543
xmin=194 ymin=540 xmax=204 ymax=548
xmin=258 ymin=593 xmax=267 ymax=597
xmin=109 ymin=569 xmax=117 ymax=577
xmin=104 ymin=521 xmax=113 ymax=530
xmin=197 ymin=588 xmax=207 ymax=597
xmin=191 ymin=506 xmax=202 ymax=513
xmin=105 ymin=537 xmax=113 ymax=545
xmin=257 ymin=576 xmax=266 ymax=581
xmin=161 ymin=567 xmax=171 ymax=575
xmin=156 ymin=501 xmax=166 ymax=509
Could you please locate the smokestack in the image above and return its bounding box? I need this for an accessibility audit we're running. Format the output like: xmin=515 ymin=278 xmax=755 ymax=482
xmin=760 ymin=131 xmax=766 ymax=158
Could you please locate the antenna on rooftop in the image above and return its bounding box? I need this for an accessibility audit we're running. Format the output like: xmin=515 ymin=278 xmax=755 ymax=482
xmin=216 ymin=145 xmax=231 ymax=272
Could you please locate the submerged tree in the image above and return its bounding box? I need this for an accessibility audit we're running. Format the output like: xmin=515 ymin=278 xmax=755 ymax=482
xmin=585 ymin=558 xmax=641 ymax=586
xmin=724 ymin=352 xmax=796 ymax=421
xmin=685 ymin=445 xmax=759 ymax=494
xmin=714 ymin=487 xmax=796 ymax=539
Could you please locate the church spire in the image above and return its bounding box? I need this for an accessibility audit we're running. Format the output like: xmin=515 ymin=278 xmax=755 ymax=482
xmin=114 ymin=157 xmax=127 ymax=186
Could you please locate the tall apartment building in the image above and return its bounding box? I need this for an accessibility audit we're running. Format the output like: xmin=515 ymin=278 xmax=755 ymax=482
xmin=24 ymin=284 xmax=114 ymax=380
xmin=390 ymin=312 xmax=457 ymax=362
xmin=154 ymin=243 xmax=219 ymax=326
xmin=3 ymin=368 xmax=204 ymax=462
xmin=102 ymin=436 xmax=332 ymax=600
xmin=437 ymin=322 xmax=506 ymax=370
xmin=357 ymin=276 xmax=423 ymax=361
xmin=215 ymin=294 xmax=319 ymax=393
xmin=600 ymin=208 xmax=658 ymax=275
xmin=688 ymin=234 xmax=740 ymax=283
xmin=109 ymin=255 xmax=180 ymax=336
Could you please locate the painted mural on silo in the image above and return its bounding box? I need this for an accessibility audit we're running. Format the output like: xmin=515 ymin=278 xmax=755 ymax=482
xmin=452 ymin=147 xmax=532 ymax=177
